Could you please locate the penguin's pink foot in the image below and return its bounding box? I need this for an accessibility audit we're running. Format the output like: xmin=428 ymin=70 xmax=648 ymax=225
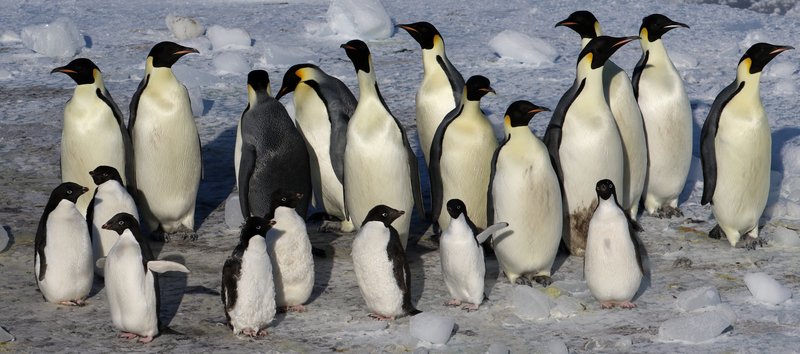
xmin=600 ymin=302 xmax=616 ymax=309
xmin=257 ymin=329 xmax=269 ymax=337
xmin=461 ymin=303 xmax=479 ymax=312
xmin=280 ymin=304 xmax=307 ymax=313
xmin=368 ymin=313 xmax=394 ymax=321
xmin=137 ymin=336 xmax=154 ymax=344
xmin=59 ymin=299 xmax=85 ymax=306
xmin=119 ymin=332 xmax=138 ymax=340
xmin=444 ymin=299 xmax=462 ymax=307
xmin=619 ymin=301 xmax=637 ymax=309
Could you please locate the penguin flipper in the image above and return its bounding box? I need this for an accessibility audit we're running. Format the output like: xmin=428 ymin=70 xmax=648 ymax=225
xmin=387 ymin=227 xmax=416 ymax=315
xmin=147 ymin=260 xmax=190 ymax=274
xmin=631 ymin=51 xmax=649 ymax=99
xmin=486 ymin=138 xmax=507 ymax=225
xmin=700 ymin=81 xmax=745 ymax=205
xmin=34 ymin=213 xmax=48 ymax=283
xmin=127 ymin=75 xmax=149 ymax=133
xmin=86 ymin=188 xmax=98 ymax=242
xmin=395 ymin=116 xmax=426 ymax=219
xmin=475 ymin=222 xmax=509 ymax=245
xmin=429 ymin=106 xmax=461 ymax=226
xmin=314 ymin=78 xmax=355 ymax=185
xmin=544 ymin=78 xmax=585 ymax=185
xmin=436 ymin=56 xmax=465 ymax=107
xmin=238 ymin=143 xmax=257 ymax=219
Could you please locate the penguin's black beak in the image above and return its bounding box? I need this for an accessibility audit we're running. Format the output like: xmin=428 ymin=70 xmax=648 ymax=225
xmin=554 ymin=20 xmax=576 ymax=28
xmin=770 ymin=45 xmax=794 ymax=56
xmin=295 ymin=193 xmax=304 ymax=200
xmin=664 ymin=21 xmax=689 ymax=30
xmin=50 ymin=66 xmax=75 ymax=74
xmin=101 ymin=222 xmax=111 ymax=230
xmin=340 ymin=43 xmax=354 ymax=51
xmin=480 ymin=87 xmax=496 ymax=95
xmin=529 ymin=107 xmax=551 ymax=114
xmin=613 ymin=36 xmax=640 ymax=48
xmin=275 ymin=87 xmax=288 ymax=100
xmin=174 ymin=47 xmax=199 ymax=55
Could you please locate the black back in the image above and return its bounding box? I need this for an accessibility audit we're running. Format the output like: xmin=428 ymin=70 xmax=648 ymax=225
xmin=700 ymin=81 xmax=745 ymax=205
xmin=35 ymin=182 xmax=88 ymax=283
xmin=544 ymin=78 xmax=586 ymax=185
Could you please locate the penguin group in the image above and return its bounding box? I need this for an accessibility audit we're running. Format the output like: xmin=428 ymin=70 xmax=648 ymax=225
xmin=38 ymin=7 xmax=793 ymax=344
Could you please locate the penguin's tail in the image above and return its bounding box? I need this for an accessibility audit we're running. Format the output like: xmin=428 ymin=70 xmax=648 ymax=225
xmin=407 ymin=307 xmax=422 ymax=316
xmin=158 ymin=325 xmax=185 ymax=336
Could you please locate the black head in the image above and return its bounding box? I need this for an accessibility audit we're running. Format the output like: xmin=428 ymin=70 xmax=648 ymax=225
xmin=341 ymin=39 xmax=371 ymax=73
xmin=362 ymin=204 xmax=405 ymax=228
xmin=51 ymin=58 xmax=100 ymax=85
xmin=276 ymin=63 xmax=320 ymax=99
xmin=446 ymin=199 xmax=470 ymax=219
xmin=397 ymin=22 xmax=441 ymax=50
xmin=240 ymin=216 xmax=275 ymax=242
xmin=148 ymin=41 xmax=199 ymax=68
xmin=247 ymin=70 xmax=270 ymax=92
xmin=640 ymin=14 xmax=688 ymax=42
xmin=101 ymin=212 xmax=138 ymax=235
xmin=579 ymin=36 xmax=639 ymax=69
xmin=49 ymin=182 xmax=89 ymax=204
xmin=504 ymin=100 xmax=550 ymax=127
xmin=270 ymin=189 xmax=304 ymax=210
xmin=89 ymin=165 xmax=123 ymax=186
xmin=595 ymin=179 xmax=617 ymax=201
xmin=740 ymin=43 xmax=793 ymax=74
xmin=555 ymin=11 xmax=600 ymax=39
xmin=465 ymin=75 xmax=495 ymax=101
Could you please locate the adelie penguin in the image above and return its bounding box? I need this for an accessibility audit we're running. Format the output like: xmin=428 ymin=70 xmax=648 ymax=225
xmin=238 ymin=70 xmax=311 ymax=219
xmin=351 ymin=205 xmax=421 ymax=320
xmin=35 ymin=182 xmax=93 ymax=306
xmin=544 ymin=36 xmax=636 ymax=257
xmin=129 ymin=41 xmax=201 ymax=240
xmin=340 ymin=40 xmax=424 ymax=249
xmin=701 ymin=43 xmax=793 ymax=248
xmin=52 ymin=58 xmax=132 ymax=217
xmin=276 ymin=64 xmax=356 ymax=231
xmin=429 ymin=75 xmax=497 ymax=233
xmin=397 ymin=21 xmax=465 ymax=166
xmin=632 ymin=14 xmax=692 ymax=219
xmin=556 ymin=11 xmax=648 ymax=224
xmin=490 ymin=101 xmax=562 ymax=286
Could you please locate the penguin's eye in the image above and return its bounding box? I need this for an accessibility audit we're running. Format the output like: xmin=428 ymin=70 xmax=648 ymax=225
xmin=103 ymin=173 xmax=109 ymax=177
xmin=118 ymin=221 xmax=124 ymax=225
xmin=256 ymin=225 xmax=261 ymax=230
xmin=281 ymin=197 xmax=287 ymax=202
xmin=381 ymin=212 xmax=387 ymax=218
xmin=67 ymin=190 xmax=73 ymax=195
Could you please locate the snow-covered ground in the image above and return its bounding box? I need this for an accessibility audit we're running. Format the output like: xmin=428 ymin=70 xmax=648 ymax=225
xmin=1 ymin=0 xmax=799 ymax=352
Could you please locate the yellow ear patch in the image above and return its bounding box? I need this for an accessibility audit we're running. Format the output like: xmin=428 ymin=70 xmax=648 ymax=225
xmin=742 ymin=57 xmax=752 ymax=71
xmin=640 ymin=28 xmax=648 ymax=41
xmin=504 ymin=115 xmax=511 ymax=127
xmin=584 ymin=52 xmax=593 ymax=64
xmin=296 ymin=68 xmax=308 ymax=80
xmin=594 ymin=21 xmax=602 ymax=36
xmin=434 ymin=34 xmax=443 ymax=47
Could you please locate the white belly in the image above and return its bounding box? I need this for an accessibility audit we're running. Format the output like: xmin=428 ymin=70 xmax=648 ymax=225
xmin=585 ymin=202 xmax=642 ymax=302
xmin=267 ymin=207 xmax=314 ymax=307
xmin=105 ymin=233 xmax=158 ymax=337
xmin=440 ymin=218 xmax=485 ymax=305
xmin=36 ymin=202 xmax=93 ymax=303
xmin=416 ymin=69 xmax=456 ymax=165
xmin=228 ymin=237 xmax=276 ymax=334
xmin=351 ymin=222 xmax=404 ymax=317
xmin=90 ymin=182 xmax=140 ymax=276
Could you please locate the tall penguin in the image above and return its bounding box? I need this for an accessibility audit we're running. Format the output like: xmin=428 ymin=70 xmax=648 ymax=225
xmin=35 ymin=182 xmax=92 ymax=305
xmin=701 ymin=43 xmax=793 ymax=248
xmin=276 ymin=64 xmax=356 ymax=231
xmin=491 ymin=101 xmax=561 ymax=286
xmin=129 ymin=41 xmax=201 ymax=240
xmin=238 ymin=70 xmax=311 ymax=219
xmin=632 ymin=14 xmax=692 ymax=218
xmin=544 ymin=36 xmax=636 ymax=257
xmin=556 ymin=11 xmax=648 ymax=222
xmin=52 ymin=58 xmax=132 ymax=216
xmin=102 ymin=213 xmax=190 ymax=343
xmin=429 ymin=75 xmax=497 ymax=232
xmin=340 ymin=40 xmax=424 ymax=249
xmin=397 ymin=22 xmax=465 ymax=166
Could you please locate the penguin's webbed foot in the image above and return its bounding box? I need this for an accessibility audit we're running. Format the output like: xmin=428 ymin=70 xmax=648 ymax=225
xmin=311 ymin=247 xmax=327 ymax=258
xmin=119 ymin=332 xmax=138 ymax=340
xmin=461 ymin=303 xmax=479 ymax=312
xmin=600 ymin=302 xmax=615 ymax=309
xmin=444 ymin=299 xmax=462 ymax=307
xmin=664 ymin=206 xmax=683 ymax=218
xmin=708 ymin=224 xmax=723 ymax=239
xmin=735 ymin=236 xmax=765 ymax=250
xmin=532 ymin=275 xmax=553 ymax=287
xmin=279 ymin=304 xmax=307 ymax=313
xmin=514 ymin=277 xmax=533 ymax=287
xmin=59 ymin=299 xmax=86 ymax=306
xmin=368 ymin=313 xmax=394 ymax=321
xmin=137 ymin=335 xmax=154 ymax=344
xmin=619 ymin=301 xmax=637 ymax=309
xmin=257 ymin=329 xmax=269 ymax=337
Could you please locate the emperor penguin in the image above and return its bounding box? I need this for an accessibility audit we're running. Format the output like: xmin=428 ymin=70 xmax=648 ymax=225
xmin=351 ymin=205 xmax=421 ymax=320
xmin=265 ymin=189 xmax=314 ymax=313
xmin=238 ymin=70 xmax=311 ymax=219
xmin=52 ymin=58 xmax=132 ymax=216
xmin=34 ymin=182 xmax=92 ymax=306
xmin=129 ymin=41 xmax=201 ymax=240
xmin=491 ymin=101 xmax=561 ymax=286
xmin=102 ymin=212 xmax=190 ymax=343
xmin=275 ymin=64 xmax=357 ymax=231
xmin=222 ymin=216 xmax=277 ymax=337
xmin=544 ymin=36 xmax=636 ymax=257
xmin=440 ymin=199 xmax=507 ymax=311
xmin=632 ymin=14 xmax=692 ymax=218
xmin=397 ymin=21 xmax=465 ymax=166
xmin=556 ymin=11 xmax=648 ymax=223
xmin=429 ymin=75 xmax=497 ymax=232
xmin=700 ymin=43 xmax=793 ymax=248
xmin=86 ymin=165 xmax=140 ymax=277
xmin=585 ymin=179 xmax=643 ymax=309
xmin=340 ymin=40 xmax=424 ymax=249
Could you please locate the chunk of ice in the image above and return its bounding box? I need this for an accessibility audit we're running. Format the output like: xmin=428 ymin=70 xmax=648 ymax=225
xmin=511 ymin=285 xmax=552 ymax=321
xmin=207 ymin=25 xmax=251 ymax=50
xmin=744 ymin=272 xmax=792 ymax=305
xmin=213 ymin=52 xmax=250 ymax=75
xmin=771 ymin=226 xmax=800 ymax=247
xmin=0 ymin=30 xmax=20 ymax=44
xmin=658 ymin=312 xmax=731 ymax=343
xmin=166 ymin=14 xmax=205 ymax=40
xmin=0 ymin=227 xmax=8 ymax=252
xmin=21 ymin=17 xmax=83 ymax=57
xmin=488 ymin=30 xmax=557 ymax=67
xmin=676 ymin=286 xmax=721 ymax=312
xmin=326 ymin=0 xmax=393 ymax=40
xmin=550 ymin=280 xmax=589 ymax=296
xmin=546 ymin=339 xmax=569 ymax=354
xmin=225 ymin=193 xmax=244 ymax=229
xmin=409 ymin=312 xmax=454 ymax=345
xmin=550 ymin=295 xmax=583 ymax=318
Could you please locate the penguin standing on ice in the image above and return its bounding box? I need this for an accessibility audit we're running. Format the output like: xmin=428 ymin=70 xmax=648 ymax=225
xmin=238 ymin=70 xmax=311 ymax=219
xmin=340 ymin=40 xmax=424 ymax=249
xmin=701 ymin=43 xmax=793 ymax=248
xmin=35 ymin=182 xmax=92 ymax=306
xmin=129 ymin=41 xmax=201 ymax=240
xmin=276 ymin=64 xmax=356 ymax=231
xmin=632 ymin=14 xmax=692 ymax=219
xmin=52 ymin=58 xmax=132 ymax=216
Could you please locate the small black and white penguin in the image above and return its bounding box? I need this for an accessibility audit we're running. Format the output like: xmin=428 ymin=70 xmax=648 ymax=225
xmin=102 ymin=212 xmax=189 ymax=343
xmin=440 ymin=199 xmax=507 ymax=311
xmin=221 ymin=216 xmax=277 ymax=337
xmin=52 ymin=58 xmax=132 ymax=216
xmin=275 ymin=64 xmax=356 ymax=231
xmin=701 ymin=43 xmax=793 ymax=248
xmin=585 ymin=179 xmax=643 ymax=309
xmin=429 ymin=75 xmax=497 ymax=232
xmin=129 ymin=41 xmax=201 ymax=240
xmin=544 ymin=36 xmax=635 ymax=257
xmin=340 ymin=40 xmax=424 ymax=249
xmin=556 ymin=11 xmax=648 ymax=223
xmin=632 ymin=14 xmax=692 ymax=219
xmin=397 ymin=21 xmax=465 ymax=166
xmin=352 ymin=205 xmax=421 ymax=320
xmin=490 ymin=101 xmax=561 ymax=286
xmin=86 ymin=165 xmax=140 ymax=277
xmin=35 ymin=182 xmax=92 ymax=306
xmin=238 ymin=70 xmax=311 ymax=219
xmin=265 ymin=189 xmax=314 ymax=313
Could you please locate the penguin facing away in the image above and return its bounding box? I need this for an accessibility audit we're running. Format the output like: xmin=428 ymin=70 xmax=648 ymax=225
xmin=222 ymin=216 xmax=277 ymax=337
xmin=35 ymin=182 xmax=93 ymax=306
xmin=276 ymin=63 xmax=356 ymax=231
xmin=52 ymin=58 xmax=133 ymax=217
xmin=238 ymin=70 xmax=312 ymax=219
xmin=701 ymin=43 xmax=793 ymax=248
xmin=632 ymin=14 xmax=692 ymax=219
xmin=128 ymin=41 xmax=201 ymax=240
xmin=585 ymin=179 xmax=644 ymax=309
xmin=351 ymin=205 xmax=421 ymax=320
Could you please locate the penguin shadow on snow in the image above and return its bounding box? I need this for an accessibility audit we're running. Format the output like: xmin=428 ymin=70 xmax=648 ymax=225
xmin=632 ymin=233 xmax=653 ymax=301
xmin=680 ymin=102 xmax=705 ymax=205
xmin=158 ymin=254 xmax=189 ymax=328
xmin=195 ymin=125 xmax=236 ymax=230
xmin=306 ymin=226 xmax=337 ymax=304
xmin=407 ymin=209 xmax=432 ymax=306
